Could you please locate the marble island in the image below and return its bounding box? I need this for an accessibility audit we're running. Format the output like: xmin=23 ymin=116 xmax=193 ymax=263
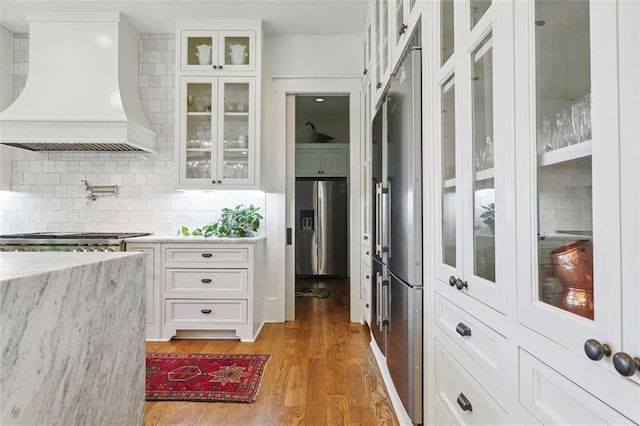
xmin=0 ymin=252 xmax=146 ymax=425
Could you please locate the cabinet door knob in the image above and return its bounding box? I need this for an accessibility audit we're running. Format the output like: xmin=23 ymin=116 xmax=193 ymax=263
xmin=201 ymin=278 xmax=212 ymax=284
xmin=364 ymin=235 xmax=369 ymax=240
xmin=363 ymin=69 xmax=368 ymax=75
xmin=366 ymin=251 xmax=370 ymax=255
xmin=612 ymin=352 xmax=640 ymax=377
xmin=376 ymin=82 xmax=382 ymax=89
xmin=217 ymin=180 xmax=222 ymax=184
xmin=456 ymin=322 xmax=472 ymax=337
xmin=455 ymin=278 xmax=468 ymax=291
xmin=448 ymin=276 xmax=457 ymax=287
xmin=201 ymin=253 xmax=213 ymax=258
xmin=456 ymin=393 xmax=472 ymax=412
xmin=366 ymin=275 xmax=370 ymax=279
xmin=211 ymin=180 xmax=217 ymax=184
xmin=218 ymin=65 xmax=223 ymax=70
xmin=365 ymin=303 xmax=370 ymax=308
xmin=399 ymin=23 xmax=408 ymax=35
xmin=201 ymin=309 xmax=212 ymax=314
xmin=584 ymin=339 xmax=611 ymax=361
xmin=212 ymin=65 xmax=218 ymax=70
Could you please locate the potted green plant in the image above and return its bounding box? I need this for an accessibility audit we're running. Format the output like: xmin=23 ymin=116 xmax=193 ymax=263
xmin=480 ymin=202 xmax=495 ymax=234
xmin=180 ymin=204 xmax=263 ymax=238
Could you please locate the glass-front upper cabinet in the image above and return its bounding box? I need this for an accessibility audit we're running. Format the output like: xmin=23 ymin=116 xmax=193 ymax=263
xmin=394 ymin=0 xmax=408 ymax=51
xmin=363 ymin=11 xmax=373 ymax=80
xmin=515 ymin=0 xmax=624 ymax=359
xmin=179 ymin=77 xmax=255 ymax=187
xmin=180 ymin=30 xmax=256 ymax=72
xmin=434 ymin=0 xmax=513 ymax=313
xmin=374 ymin=0 xmax=391 ymax=97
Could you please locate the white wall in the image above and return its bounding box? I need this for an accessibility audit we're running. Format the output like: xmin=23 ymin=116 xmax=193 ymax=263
xmin=260 ymin=34 xmax=361 ymax=321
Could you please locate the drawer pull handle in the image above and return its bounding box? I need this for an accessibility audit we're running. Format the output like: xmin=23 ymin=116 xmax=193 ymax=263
xmin=584 ymin=338 xmax=611 ymax=361
xmin=201 ymin=309 xmax=212 ymax=314
xmin=201 ymin=278 xmax=212 ymax=284
xmin=456 ymin=322 xmax=472 ymax=337
xmin=455 ymin=278 xmax=468 ymax=291
xmin=201 ymin=253 xmax=213 ymax=258
xmin=612 ymin=352 xmax=640 ymax=377
xmin=456 ymin=393 xmax=472 ymax=412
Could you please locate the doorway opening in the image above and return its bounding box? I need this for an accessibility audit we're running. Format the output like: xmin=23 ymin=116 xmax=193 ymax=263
xmin=293 ymin=94 xmax=351 ymax=319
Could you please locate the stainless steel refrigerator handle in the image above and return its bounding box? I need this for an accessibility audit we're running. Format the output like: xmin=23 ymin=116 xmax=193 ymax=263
xmin=317 ymin=183 xmax=322 ymax=247
xmin=386 ymin=182 xmax=391 ymax=258
xmin=381 ymin=183 xmax=389 ymax=256
xmin=313 ymin=181 xmax=318 ymax=245
xmin=381 ymin=278 xmax=390 ymax=328
xmin=375 ymin=183 xmax=382 ymax=257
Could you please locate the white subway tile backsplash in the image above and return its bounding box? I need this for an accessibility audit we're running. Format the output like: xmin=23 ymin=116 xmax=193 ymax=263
xmin=1 ymin=33 xmax=265 ymax=235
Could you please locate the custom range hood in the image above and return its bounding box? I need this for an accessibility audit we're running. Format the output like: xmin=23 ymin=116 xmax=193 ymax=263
xmin=0 ymin=12 xmax=156 ymax=152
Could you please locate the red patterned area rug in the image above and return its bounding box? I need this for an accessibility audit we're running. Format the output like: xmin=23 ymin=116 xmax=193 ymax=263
xmin=146 ymin=353 xmax=271 ymax=403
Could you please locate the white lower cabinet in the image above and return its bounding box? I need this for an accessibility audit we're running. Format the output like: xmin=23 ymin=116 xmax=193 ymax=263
xmin=125 ymin=243 xmax=161 ymax=340
xmin=434 ymin=335 xmax=509 ymax=424
xmin=126 ymin=238 xmax=264 ymax=342
xmin=434 ymin=293 xmax=507 ymax=380
xmin=519 ymin=349 xmax=635 ymax=424
xmin=361 ymin=255 xmax=371 ymax=326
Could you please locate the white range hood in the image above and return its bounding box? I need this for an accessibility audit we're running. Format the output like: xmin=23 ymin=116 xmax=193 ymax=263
xmin=0 ymin=12 xmax=156 ymax=152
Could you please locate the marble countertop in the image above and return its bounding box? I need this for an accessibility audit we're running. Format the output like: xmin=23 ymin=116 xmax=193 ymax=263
xmin=0 ymin=252 xmax=141 ymax=281
xmin=124 ymin=234 xmax=266 ymax=244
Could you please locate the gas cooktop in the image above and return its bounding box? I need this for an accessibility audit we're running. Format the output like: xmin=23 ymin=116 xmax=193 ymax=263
xmin=0 ymin=232 xmax=151 ymax=239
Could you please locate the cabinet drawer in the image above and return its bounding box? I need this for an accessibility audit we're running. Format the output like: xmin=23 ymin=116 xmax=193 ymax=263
xmin=165 ymin=299 xmax=247 ymax=324
xmin=164 ymin=247 xmax=248 ymax=265
xmin=434 ymin=293 xmax=507 ymax=377
xmin=435 ymin=338 xmax=507 ymax=425
xmin=165 ymin=269 xmax=247 ymax=295
xmin=519 ymin=349 xmax=633 ymax=424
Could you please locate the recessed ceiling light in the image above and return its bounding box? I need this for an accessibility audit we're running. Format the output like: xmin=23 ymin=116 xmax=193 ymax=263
xmin=315 ymin=97 xmax=325 ymax=102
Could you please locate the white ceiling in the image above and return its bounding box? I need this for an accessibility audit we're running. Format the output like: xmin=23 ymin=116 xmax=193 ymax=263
xmin=0 ymin=0 xmax=369 ymax=35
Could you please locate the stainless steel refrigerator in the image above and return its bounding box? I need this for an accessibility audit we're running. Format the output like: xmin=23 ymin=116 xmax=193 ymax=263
xmin=295 ymin=178 xmax=348 ymax=276
xmin=371 ymin=45 xmax=423 ymax=424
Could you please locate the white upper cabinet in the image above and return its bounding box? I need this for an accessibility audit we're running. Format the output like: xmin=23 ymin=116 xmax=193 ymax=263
xmin=513 ymin=0 xmax=639 ymax=419
xmin=175 ymin=21 xmax=262 ymax=190
xmin=180 ymin=29 xmax=257 ymax=73
xmin=362 ymin=10 xmax=373 ymax=84
xmin=178 ymin=76 xmax=256 ymax=188
xmin=390 ymin=0 xmax=421 ymax=67
xmin=433 ymin=0 xmax=514 ymax=315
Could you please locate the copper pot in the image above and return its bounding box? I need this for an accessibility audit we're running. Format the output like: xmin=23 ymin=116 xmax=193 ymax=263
xmin=549 ymin=239 xmax=594 ymax=319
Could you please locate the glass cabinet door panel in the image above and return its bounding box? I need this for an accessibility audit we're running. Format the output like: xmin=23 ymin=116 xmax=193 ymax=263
xmin=375 ymin=0 xmax=382 ymax=86
xmin=395 ymin=0 xmax=405 ymax=48
xmin=441 ymin=0 xmax=454 ymax=66
xmin=471 ymin=0 xmax=491 ymax=29
xmin=184 ymin=33 xmax=215 ymax=67
xmin=185 ymin=82 xmax=214 ymax=180
xmin=221 ymin=82 xmax=251 ymax=180
xmin=535 ymin=0 xmax=593 ymax=319
xmin=471 ymin=34 xmax=495 ymax=282
xmin=382 ymin=0 xmax=390 ymax=73
xmin=441 ymin=75 xmax=456 ymax=267
xmin=364 ymin=19 xmax=371 ymax=74
xmin=222 ymin=33 xmax=253 ymax=68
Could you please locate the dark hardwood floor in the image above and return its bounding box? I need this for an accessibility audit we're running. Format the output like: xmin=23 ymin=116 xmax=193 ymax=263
xmin=145 ymin=278 xmax=399 ymax=425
